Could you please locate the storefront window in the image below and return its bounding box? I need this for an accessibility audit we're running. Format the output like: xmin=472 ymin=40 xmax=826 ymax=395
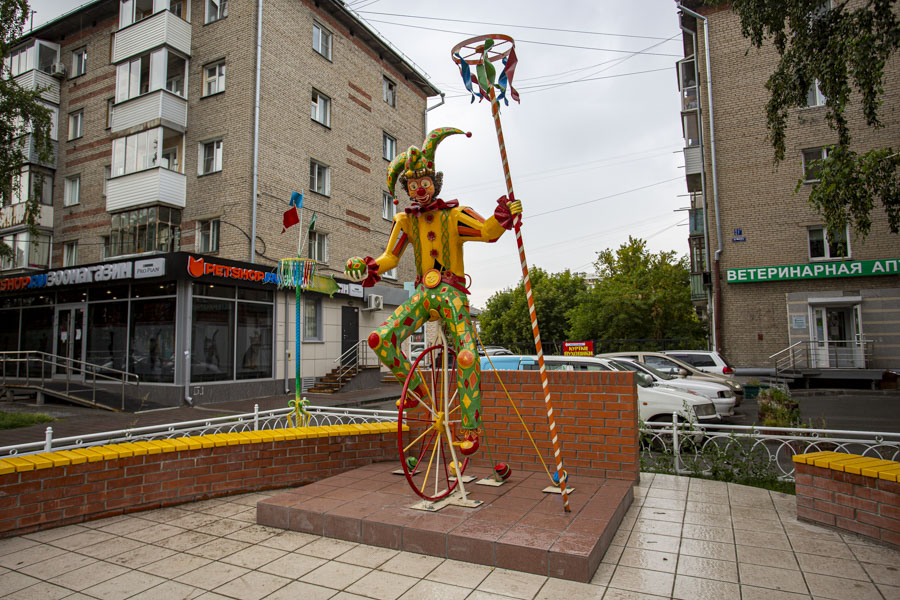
xmin=192 ymin=297 xmax=234 ymax=381
xmin=21 ymin=307 xmax=53 ymax=377
xmin=87 ymin=302 xmax=128 ymax=372
xmin=236 ymin=303 xmax=272 ymax=380
xmin=89 ymin=285 xmax=129 ymax=302
xmin=130 ymin=299 xmax=175 ymax=382
xmin=132 ymin=281 xmax=176 ymax=298
xmin=0 ymin=311 xmax=19 ymax=352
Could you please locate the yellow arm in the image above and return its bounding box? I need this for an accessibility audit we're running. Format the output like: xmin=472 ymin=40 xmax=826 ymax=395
xmin=371 ymin=213 xmax=410 ymax=273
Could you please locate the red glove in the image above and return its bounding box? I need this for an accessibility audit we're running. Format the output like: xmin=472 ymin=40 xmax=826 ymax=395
xmin=361 ymin=256 xmax=381 ymax=287
xmin=494 ymin=195 xmax=520 ymax=230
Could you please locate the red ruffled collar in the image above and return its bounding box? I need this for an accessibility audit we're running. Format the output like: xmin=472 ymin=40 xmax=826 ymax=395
xmin=405 ymin=198 xmax=459 ymax=216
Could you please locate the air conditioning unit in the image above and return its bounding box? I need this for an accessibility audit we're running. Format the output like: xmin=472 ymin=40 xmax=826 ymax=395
xmin=49 ymin=62 xmax=67 ymax=78
xmin=364 ymin=294 xmax=383 ymax=311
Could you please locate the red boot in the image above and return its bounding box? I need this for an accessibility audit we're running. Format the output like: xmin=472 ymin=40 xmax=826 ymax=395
xmin=457 ymin=431 xmax=480 ymax=456
xmin=397 ymin=383 xmax=427 ymax=410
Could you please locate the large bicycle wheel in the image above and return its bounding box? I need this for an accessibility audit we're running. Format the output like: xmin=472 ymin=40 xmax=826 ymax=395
xmin=397 ymin=342 xmax=469 ymax=501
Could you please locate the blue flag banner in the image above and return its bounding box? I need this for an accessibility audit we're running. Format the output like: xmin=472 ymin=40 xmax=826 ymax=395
xmin=454 ymin=53 xmax=482 ymax=104
xmin=290 ymin=191 xmax=303 ymax=208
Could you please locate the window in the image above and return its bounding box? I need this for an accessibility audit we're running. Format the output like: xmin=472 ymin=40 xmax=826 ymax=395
xmin=206 ymin=0 xmax=227 ymax=23
xmin=383 ymin=132 xmax=396 ymax=161
xmin=200 ymin=139 xmax=223 ymax=175
xmin=309 ymin=159 xmax=330 ymax=195
xmin=806 ymin=79 xmax=826 ymax=107
xmin=5 ymin=46 xmax=32 ymax=77
xmin=308 ymin=231 xmax=328 ymax=263
xmin=63 ymin=242 xmax=78 ymax=267
xmin=64 ymin=175 xmax=80 ymax=206
xmin=0 ymin=231 xmax=50 ymax=270
xmin=808 ymin=225 xmax=849 ymax=260
xmin=106 ymin=206 xmax=181 ymax=257
xmin=112 ymin=128 xmax=162 ymax=176
xmin=383 ymin=77 xmax=396 ymax=107
xmin=3 ymin=170 xmax=51 ymax=206
xmin=802 ymin=147 xmax=829 ymax=182
xmin=382 ymin=191 xmax=395 ymax=221
xmin=304 ymin=296 xmax=322 ymax=340
xmin=119 ymin=0 xmax=155 ymax=29
xmin=198 ymin=219 xmax=220 ymax=252
xmin=203 ymin=61 xmax=225 ymax=96
xmin=68 ymin=110 xmax=83 ymax=140
xmin=71 ymin=47 xmax=86 ymax=77
xmin=310 ymin=90 xmax=331 ymax=126
xmin=115 ymin=48 xmax=187 ymax=102
xmin=383 ymin=267 xmax=398 ymax=280
xmin=682 ymin=112 xmax=699 ymax=147
xmin=313 ymin=22 xmax=332 ymax=59
xmin=36 ymin=173 xmax=52 ymax=206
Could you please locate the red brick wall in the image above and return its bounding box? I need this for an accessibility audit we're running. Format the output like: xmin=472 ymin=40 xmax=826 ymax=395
xmin=0 ymin=431 xmax=396 ymax=539
xmin=796 ymin=462 xmax=900 ymax=550
xmin=473 ymin=370 xmax=639 ymax=482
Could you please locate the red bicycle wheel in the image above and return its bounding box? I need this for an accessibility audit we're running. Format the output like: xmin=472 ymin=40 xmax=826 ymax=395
xmin=397 ymin=342 xmax=468 ymax=501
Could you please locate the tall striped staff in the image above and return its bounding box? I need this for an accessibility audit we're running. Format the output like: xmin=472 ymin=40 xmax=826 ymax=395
xmin=452 ymin=35 xmax=571 ymax=512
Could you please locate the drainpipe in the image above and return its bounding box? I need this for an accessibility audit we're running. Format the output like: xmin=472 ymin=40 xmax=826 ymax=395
xmin=249 ymin=0 xmax=264 ymax=263
xmin=678 ymin=4 xmax=722 ymax=352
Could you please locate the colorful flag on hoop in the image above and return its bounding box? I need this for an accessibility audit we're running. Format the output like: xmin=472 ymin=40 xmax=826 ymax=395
xmin=282 ymin=191 xmax=303 ymax=232
xmin=497 ymin=47 xmax=520 ymax=105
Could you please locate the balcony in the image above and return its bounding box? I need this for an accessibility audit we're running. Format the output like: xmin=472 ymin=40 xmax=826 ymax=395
xmin=110 ymin=90 xmax=187 ymax=133
xmin=684 ymin=146 xmax=702 ymax=175
xmin=14 ymin=69 xmax=59 ymax=105
xmin=689 ymin=208 xmax=704 ymax=236
xmin=112 ymin=10 xmax=191 ymax=63
xmin=690 ymin=273 xmax=708 ymax=301
xmin=0 ymin=203 xmax=53 ymax=230
xmin=15 ymin=135 xmax=57 ymax=169
xmin=106 ymin=167 xmax=185 ymax=212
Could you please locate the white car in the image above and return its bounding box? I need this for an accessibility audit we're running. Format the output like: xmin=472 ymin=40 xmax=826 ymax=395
xmin=480 ymin=355 xmax=719 ymax=424
xmin=608 ymin=358 xmax=736 ymax=418
xmin=597 ymin=351 xmax=743 ymax=402
xmin=664 ymin=350 xmax=735 ymax=377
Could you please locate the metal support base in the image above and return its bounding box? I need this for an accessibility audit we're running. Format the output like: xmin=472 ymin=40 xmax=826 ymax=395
xmin=449 ymin=475 xmax=476 ymax=483
xmin=542 ymin=486 xmax=574 ymax=495
xmin=476 ymin=477 xmax=506 ymax=487
xmin=407 ymin=489 xmax=484 ymax=512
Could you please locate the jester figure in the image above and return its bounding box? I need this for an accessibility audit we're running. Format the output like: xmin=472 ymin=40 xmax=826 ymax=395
xmin=344 ymin=128 xmax=521 ymax=455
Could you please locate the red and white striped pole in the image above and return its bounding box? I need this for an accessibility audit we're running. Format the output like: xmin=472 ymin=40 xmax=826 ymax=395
xmin=487 ymin=85 xmax=571 ymax=512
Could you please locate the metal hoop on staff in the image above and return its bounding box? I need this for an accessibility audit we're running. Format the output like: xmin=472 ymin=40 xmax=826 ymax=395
xmin=451 ymin=34 xmax=571 ymax=512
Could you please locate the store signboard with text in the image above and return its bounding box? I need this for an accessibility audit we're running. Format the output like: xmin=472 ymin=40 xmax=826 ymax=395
xmin=727 ymin=259 xmax=900 ymax=283
xmin=563 ymin=341 xmax=594 ymax=356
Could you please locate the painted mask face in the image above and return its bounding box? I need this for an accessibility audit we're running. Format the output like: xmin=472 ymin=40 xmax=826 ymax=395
xmin=407 ymin=177 xmax=435 ymax=207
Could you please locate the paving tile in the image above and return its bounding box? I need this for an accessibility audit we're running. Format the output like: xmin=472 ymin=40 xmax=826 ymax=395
xmin=673 ymin=574 xmax=739 ymax=599
xmin=123 ymin=523 xmax=186 ymax=543
xmin=297 ymin=537 xmax=359 ymax=560
xmin=187 ymin=538 xmax=252 ymax=560
xmin=19 ymin=552 xmax=97 ymax=579
xmin=732 ymin=516 xmax=785 ymax=533
xmin=640 ymin=497 xmax=686 ymax=511
xmin=154 ymin=530 xmax=219 ymax=551
xmin=259 ymin=530 xmax=320 ymax=552
xmin=379 ymin=551 xmax=444 ymax=578
xmin=787 ymin=536 xmax=854 ymax=559
xmin=878 ymin=583 xmax=900 ymax=600
xmin=601 ymin=586 xmax=669 ymax=599
xmin=625 ymin=531 xmax=681 ymax=554
xmin=0 ymin=537 xmax=39 ymax=558
xmin=225 ymin=524 xmax=282 ymax=544
xmin=862 ymin=562 xmax=900 ymax=586
xmin=106 ymin=543 xmax=178 ymax=569
xmin=75 ymin=536 xmax=144 ymax=560
xmin=601 ymin=544 xmax=624 ymax=564
xmin=676 ymin=554 xmax=737 ymax=582
xmin=608 ymin=565 xmax=674 ymax=597
xmin=678 ymin=539 xmax=735 ymax=562
xmin=631 ymin=518 xmax=682 ymax=538
xmin=127 ymin=580 xmax=207 ymax=600
xmin=262 ymin=580 xmax=338 ymax=600
xmin=0 ymin=581 xmax=72 ymax=600
xmin=0 ymin=543 xmax=67 ymax=569
xmin=733 ymin=530 xmax=791 ymax=551
xmin=680 ymin=523 xmax=734 ymax=544
xmin=139 ymin=553 xmax=212 ymax=579
xmin=738 ymin=563 xmax=809 ymax=595
xmin=300 ymin=561 xmax=371 ymax=590
xmin=644 ymin=488 xmax=687 ymax=501
xmin=849 ymin=543 xmax=900 ymax=566
xmin=47 ymin=561 xmax=129 ymax=591
xmin=194 ymin=518 xmax=250 ymax=538
xmin=49 ymin=530 xmax=118 ymax=551
xmin=425 ymin=558 xmax=492 ymax=588
xmin=735 ymin=544 xmax=798 ymax=570
xmin=534 ymin=576 xmax=606 ymax=600
xmin=685 ymin=501 xmax=731 ymax=515
xmin=174 ymin=561 xmax=250 ymax=590
xmin=591 ymin=563 xmax=615 ymax=586
xmin=137 ymin=507 xmax=193 ymax=523
xmin=740 ymin=585 xmax=812 ymax=600
xmin=22 ymin=524 xmax=89 ymax=543
xmin=796 ymin=552 xmax=869 ymax=581
xmin=80 ymin=570 xmax=167 ymax=600
xmin=0 ymin=572 xmax=42 ymax=596
xmin=804 ymin=573 xmax=883 ymax=600
xmin=336 ymin=545 xmax=399 ymax=568
xmin=618 ymin=548 xmax=677 ymax=573
xmin=478 ymin=568 xmax=547 ymax=600
xmin=398 ymin=579 xmax=471 ymax=600
xmin=258 ymin=552 xmax=326 ymax=579
xmin=637 ymin=507 xmax=684 ymax=523
xmin=682 ymin=511 xmax=731 ymax=527
xmin=220 ymin=545 xmax=287 ymax=569
xmin=199 ymin=502 xmax=250 ymax=518
xmin=212 ymin=570 xmax=292 ymax=600
xmin=729 ymin=506 xmax=780 ymax=521
xmin=346 ymin=570 xmax=418 ymax=600
xmin=167 ymin=513 xmax=222 ymax=531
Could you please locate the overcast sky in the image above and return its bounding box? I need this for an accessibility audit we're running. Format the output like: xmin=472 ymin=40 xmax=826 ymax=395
xmin=29 ymin=0 xmax=689 ymax=309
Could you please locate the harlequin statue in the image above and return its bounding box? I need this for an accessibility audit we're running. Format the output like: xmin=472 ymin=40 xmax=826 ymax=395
xmin=345 ymin=127 xmax=521 ymax=456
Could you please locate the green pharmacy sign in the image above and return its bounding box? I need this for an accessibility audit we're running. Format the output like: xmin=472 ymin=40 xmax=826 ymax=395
xmin=727 ymin=259 xmax=900 ymax=283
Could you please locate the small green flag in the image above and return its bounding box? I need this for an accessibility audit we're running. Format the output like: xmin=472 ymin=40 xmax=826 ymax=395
xmin=308 ymin=214 xmax=317 ymax=232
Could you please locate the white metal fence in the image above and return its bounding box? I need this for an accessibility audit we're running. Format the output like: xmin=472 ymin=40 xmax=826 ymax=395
xmin=0 ymin=405 xmax=398 ymax=458
xmin=641 ymin=415 xmax=900 ymax=482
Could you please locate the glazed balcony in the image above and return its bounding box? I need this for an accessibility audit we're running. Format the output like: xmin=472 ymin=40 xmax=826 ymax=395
xmin=13 ymin=69 xmax=59 ymax=105
xmin=0 ymin=203 xmax=54 ymax=231
xmin=110 ymin=89 xmax=187 ymax=133
xmin=106 ymin=167 xmax=185 ymax=213
xmin=112 ymin=9 xmax=191 ymax=63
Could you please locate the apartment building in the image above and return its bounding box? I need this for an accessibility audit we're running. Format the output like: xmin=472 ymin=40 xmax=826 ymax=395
xmin=0 ymin=0 xmax=440 ymax=404
xmin=675 ymin=1 xmax=900 ymax=372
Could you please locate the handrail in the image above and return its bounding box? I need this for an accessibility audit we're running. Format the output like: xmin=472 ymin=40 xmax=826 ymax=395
xmin=0 ymin=351 xmax=140 ymax=411
xmin=770 ymin=339 xmax=874 ymax=376
xmin=330 ymin=339 xmax=375 ymax=383
xmin=769 ymin=341 xmax=804 ymax=361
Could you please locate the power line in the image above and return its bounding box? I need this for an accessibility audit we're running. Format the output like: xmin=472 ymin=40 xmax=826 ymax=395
xmin=357 ymin=11 xmax=681 ymax=42
xmin=527 ymin=177 xmax=684 ymax=219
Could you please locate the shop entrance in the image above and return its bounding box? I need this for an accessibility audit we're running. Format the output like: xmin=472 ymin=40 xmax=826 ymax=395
xmin=341 ymin=306 xmax=359 ymax=366
xmin=810 ymin=304 xmax=864 ymax=368
xmin=54 ymin=305 xmax=86 ymax=376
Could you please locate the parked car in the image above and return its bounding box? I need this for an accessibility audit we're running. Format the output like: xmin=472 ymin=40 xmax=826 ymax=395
xmin=478 ymin=346 xmax=514 ymax=356
xmin=480 ymin=355 xmax=719 ymax=424
xmin=664 ymin=350 xmax=735 ymax=376
xmin=597 ymin=351 xmax=743 ymax=401
xmin=607 ymin=358 xmax=736 ymax=417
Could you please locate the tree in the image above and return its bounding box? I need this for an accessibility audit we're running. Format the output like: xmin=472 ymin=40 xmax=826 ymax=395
xmin=722 ymin=0 xmax=900 ymax=240
xmin=567 ymin=237 xmax=706 ymax=346
xmin=0 ymin=0 xmax=54 ymax=262
xmin=479 ymin=268 xmax=586 ymax=351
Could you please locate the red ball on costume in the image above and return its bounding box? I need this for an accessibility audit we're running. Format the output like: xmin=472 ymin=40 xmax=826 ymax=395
xmin=494 ymin=463 xmax=511 ymax=481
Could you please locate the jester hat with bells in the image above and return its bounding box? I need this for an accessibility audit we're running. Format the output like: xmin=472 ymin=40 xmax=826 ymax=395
xmin=386 ymin=127 xmax=470 ymax=204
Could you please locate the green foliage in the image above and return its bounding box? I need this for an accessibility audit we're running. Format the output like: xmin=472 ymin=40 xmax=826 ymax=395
xmin=721 ymin=0 xmax=900 ymax=239
xmin=757 ymin=387 xmax=800 ymax=427
xmin=0 ymin=0 xmax=54 ymax=260
xmin=0 ymin=410 xmax=54 ymax=429
xmin=479 ymin=268 xmax=587 ymax=349
xmin=568 ymin=237 xmax=706 ymax=344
